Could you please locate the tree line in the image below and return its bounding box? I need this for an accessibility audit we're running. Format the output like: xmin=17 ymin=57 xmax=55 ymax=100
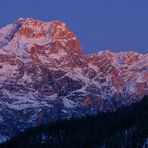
xmin=0 ymin=96 xmax=148 ymax=148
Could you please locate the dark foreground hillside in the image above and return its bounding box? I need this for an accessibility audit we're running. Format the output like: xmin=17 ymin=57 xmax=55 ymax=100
xmin=1 ymin=96 xmax=148 ymax=148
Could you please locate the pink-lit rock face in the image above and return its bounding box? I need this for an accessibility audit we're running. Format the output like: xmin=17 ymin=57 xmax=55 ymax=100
xmin=17 ymin=18 xmax=70 ymax=40
xmin=0 ymin=18 xmax=147 ymax=142
xmin=18 ymin=18 xmax=82 ymax=54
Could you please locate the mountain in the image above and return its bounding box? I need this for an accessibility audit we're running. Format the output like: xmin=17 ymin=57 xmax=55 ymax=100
xmin=0 ymin=18 xmax=147 ymax=143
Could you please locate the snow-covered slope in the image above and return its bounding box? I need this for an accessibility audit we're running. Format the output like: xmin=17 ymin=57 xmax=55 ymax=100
xmin=0 ymin=18 xmax=147 ymax=142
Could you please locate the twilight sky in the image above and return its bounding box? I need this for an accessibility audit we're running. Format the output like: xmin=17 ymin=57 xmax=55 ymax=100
xmin=0 ymin=0 xmax=148 ymax=54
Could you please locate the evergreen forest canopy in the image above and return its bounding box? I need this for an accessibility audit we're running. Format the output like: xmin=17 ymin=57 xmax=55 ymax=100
xmin=0 ymin=96 xmax=148 ymax=148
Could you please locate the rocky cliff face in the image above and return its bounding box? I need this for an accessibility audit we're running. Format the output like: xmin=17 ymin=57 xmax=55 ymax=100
xmin=0 ymin=18 xmax=147 ymax=142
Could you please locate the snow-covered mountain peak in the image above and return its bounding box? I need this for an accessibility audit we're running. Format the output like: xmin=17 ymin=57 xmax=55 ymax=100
xmin=0 ymin=18 xmax=147 ymax=143
xmin=0 ymin=18 xmax=82 ymax=56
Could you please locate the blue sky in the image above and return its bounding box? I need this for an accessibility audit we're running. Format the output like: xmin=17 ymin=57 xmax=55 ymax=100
xmin=0 ymin=0 xmax=148 ymax=54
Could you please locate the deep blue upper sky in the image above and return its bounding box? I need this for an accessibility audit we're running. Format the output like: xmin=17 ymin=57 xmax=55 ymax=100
xmin=0 ymin=0 xmax=148 ymax=54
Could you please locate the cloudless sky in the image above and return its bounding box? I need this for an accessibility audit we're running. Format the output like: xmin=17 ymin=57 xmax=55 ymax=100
xmin=0 ymin=0 xmax=148 ymax=54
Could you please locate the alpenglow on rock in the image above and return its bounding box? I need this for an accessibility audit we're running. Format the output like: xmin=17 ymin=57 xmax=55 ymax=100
xmin=0 ymin=18 xmax=147 ymax=142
